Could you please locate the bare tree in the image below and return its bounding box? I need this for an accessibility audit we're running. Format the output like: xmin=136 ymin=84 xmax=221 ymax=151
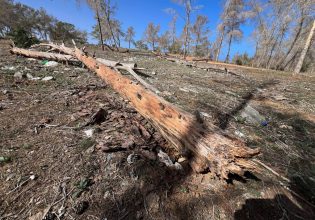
xmin=78 ymin=0 xmax=106 ymax=50
xmin=125 ymin=26 xmax=135 ymax=49
xmin=191 ymin=15 xmax=210 ymax=56
xmin=294 ymin=20 xmax=315 ymax=74
xmin=159 ymin=31 xmax=171 ymax=53
xmin=214 ymin=24 xmax=225 ymax=61
xmin=143 ymin=22 xmax=160 ymax=51
xmin=169 ymin=12 xmax=178 ymax=45
xmin=217 ymin=0 xmax=251 ymax=63
xmin=248 ymin=0 xmax=314 ymax=71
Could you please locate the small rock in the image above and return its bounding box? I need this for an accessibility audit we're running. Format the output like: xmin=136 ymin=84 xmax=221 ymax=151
xmin=235 ymin=130 xmax=245 ymax=138
xmin=279 ymin=124 xmax=293 ymax=130
xmin=158 ymin=150 xmax=183 ymax=170
xmin=152 ymin=71 xmax=156 ymax=75
xmin=41 ymin=76 xmax=54 ymax=81
xmin=26 ymin=73 xmax=33 ymax=79
xmin=127 ymin=153 xmax=141 ymax=164
xmin=44 ymin=61 xmax=58 ymax=67
xmin=26 ymin=58 xmax=37 ymax=61
xmin=84 ymin=129 xmax=94 ymax=137
xmin=177 ymin=157 xmax=187 ymax=163
xmin=2 ymin=66 xmax=16 ymax=71
xmin=78 ymin=91 xmax=85 ymax=97
xmin=30 ymin=174 xmax=36 ymax=180
xmin=14 ymin=71 xmax=25 ymax=79
xmin=200 ymin=112 xmax=211 ymax=118
xmin=2 ymin=90 xmax=8 ymax=95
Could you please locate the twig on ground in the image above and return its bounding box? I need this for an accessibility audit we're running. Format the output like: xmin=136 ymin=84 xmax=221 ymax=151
xmin=253 ymin=159 xmax=290 ymax=182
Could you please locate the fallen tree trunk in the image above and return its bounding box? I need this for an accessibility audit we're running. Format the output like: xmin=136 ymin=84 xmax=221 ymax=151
xmin=11 ymin=47 xmax=77 ymax=62
xmin=11 ymin=47 xmax=159 ymax=93
xmin=96 ymin=58 xmax=160 ymax=93
xmin=11 ymin=43 xmax=260 ymax=179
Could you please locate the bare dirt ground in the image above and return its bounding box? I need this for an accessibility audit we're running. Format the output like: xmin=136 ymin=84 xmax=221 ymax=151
xmin=1 ymin=40 xmax=315 ymax=219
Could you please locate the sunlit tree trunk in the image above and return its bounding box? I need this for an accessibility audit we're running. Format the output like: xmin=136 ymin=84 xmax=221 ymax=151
xmin=294 ymin=20 xmax=315 ymax=74
xmin=215 ymin=29 xmax=224 ymax=62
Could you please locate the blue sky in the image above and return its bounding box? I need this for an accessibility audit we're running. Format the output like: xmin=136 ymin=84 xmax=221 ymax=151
xmin=16 ymin=0 xmax=256 ymax=60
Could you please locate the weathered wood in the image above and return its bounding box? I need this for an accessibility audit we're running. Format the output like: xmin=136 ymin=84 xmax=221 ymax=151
xmin=11 ymin=47 xmax=77 ymax=62
xmin=11 ymin=43 xmax=260 ymax=179
xmin=11 ymin=46 xmax=158 ymax=93
xmin=96 ymin=58 xmax=160 ymax=93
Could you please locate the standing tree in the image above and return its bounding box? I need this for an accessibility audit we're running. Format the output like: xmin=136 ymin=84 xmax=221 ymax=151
xmin=159 ymin=31 xmax=171 ymax=53
xmin=78 ymin=0 xmax=122 ymax=50
xmin=191 ymin=15 xmax=210 ymax=56
xmin=143 ymin=22 xmax=160 ymax=51
xmin=169 ymin=0 xmax=202 ymax=57
xmin=78 ymin=0 xmax=106 ymax=50
xmin=213 ymin=23 xmax=225 ymax=61
xmin=49 ymin=21 xmax=87 ymax=44
xmin=219 ymin=0 xmax=250 ymax=62
xmin=125 ymin=26 xmax=135 ymax=49
xmin=294 ymin=20 xmax=315 ymax=74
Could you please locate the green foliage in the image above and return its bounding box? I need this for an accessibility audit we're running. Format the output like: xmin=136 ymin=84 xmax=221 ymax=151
xmin=233 ymin=52 xmax=252 ymax=66
xmin=50 ymin=21 xmax=87 ymax=44
xmin=134 ymin=40 xmax=148 ymax=50
xmin=168 ymin=41 xmax=182 ymax=54
xmin=73 ymin=178 xmax=92 ymax=198
xmin=0 ymin=0 xmax=86 ymax=44
xmin=9 ymin=28 xmax=39 ymax=48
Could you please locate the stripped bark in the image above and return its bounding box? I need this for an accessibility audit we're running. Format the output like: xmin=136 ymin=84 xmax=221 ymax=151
xmin=11 ymin=43 xmax=260 ymax=179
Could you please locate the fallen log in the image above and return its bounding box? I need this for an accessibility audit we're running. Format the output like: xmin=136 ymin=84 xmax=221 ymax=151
xmin=11 ymin=43 xmax=260 ymax=179
xmin=96 ymin=58 xmax=160 ymax=93
xmin=11 ymin=47 xmax=77 ymax=62
xmin=11 ymin=47 xmax=159 ymax=93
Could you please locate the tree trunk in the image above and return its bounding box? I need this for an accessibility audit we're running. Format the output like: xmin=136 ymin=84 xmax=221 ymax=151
xmin=294 ymin=20 xmax=315 ymax=74
xmin=96 ymin=9 xmax=105 ymax=51
xmin=277 ymin=16 xmax=305 ymax=70
xmin=11 ymin=43 xmax=260 ymax=179
xmin=215 ymin=30 xmax=224 ymax=62
xmin=10 ymin=47 xmax=77 ymax=62
xmin=225 ymin=34 xmax=232 ymax=63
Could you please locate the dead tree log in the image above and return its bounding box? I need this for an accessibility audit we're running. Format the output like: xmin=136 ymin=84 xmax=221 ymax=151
xmin=11 ymin=47 xmax=158 ymax=93
xmin=96 ymin=58 xmax=160 ymax=93
xmin=11 ymin=47 xmax=77 ymax=62
xmin=11 ymin=43 xmax=260 ymax=179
